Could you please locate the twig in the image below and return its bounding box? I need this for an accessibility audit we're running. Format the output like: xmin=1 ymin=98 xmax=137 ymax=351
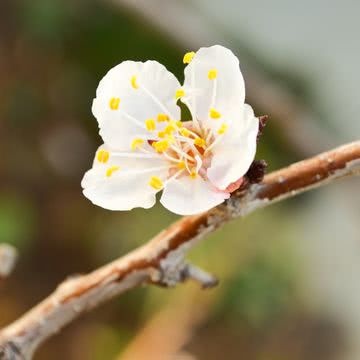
xmin=0 ymin=244 xmax=17 ymax=283
xmin=0 ymin=141 xmax=359 ymax=359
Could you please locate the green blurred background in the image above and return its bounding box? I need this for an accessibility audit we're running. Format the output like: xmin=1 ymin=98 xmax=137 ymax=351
xmin=1 ymin=1 xmax=359 ymax=359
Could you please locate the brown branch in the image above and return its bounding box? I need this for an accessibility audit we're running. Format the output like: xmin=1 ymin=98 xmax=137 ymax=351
xmin=0 ymin=141 xmax=359 ymax=359
xmin=0 ymin=244 xmax=17 ymax=283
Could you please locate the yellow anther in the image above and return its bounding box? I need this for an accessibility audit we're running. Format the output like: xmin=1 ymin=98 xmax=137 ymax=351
xmin=131 ymin=138 xmax=144 ymax=151
xmin=97 ymin=149 xmax=110 ymax=163
xmin=157 ymin=113 xmax=170 ymax=122
xmin=164 ymin=122 xmax=176 ymax=135
xmin=149 ymin=176 xmax=164 ymax=190
xmin=208 ymin=69 xmax=218 ymax=80
xmin=217 ymin=123 xmax=228 ymax=135
xmin=158 ymin=131 xmax=165 ymax=138
xmin=194 ymin=137 xmax=206 ymax=148
xmin=183 ymin=51 xmax=195 ymax=64
xmin=131 ymin=75 xmax=139 ymax=89
xmin=145 ymin=118 xmax=156 ymax=131
xmin=210 ymin=108 xmax=221 ymax=119
xmin=176 ymin=121 xmax=183 ymax=128
xmin=179 ymin=128 xmax=190 ymax=137
xmin=175 ymin=89 xmax=185 ymax=99
xmin=190 ymin=171 xmax=198 ymax=179
xmin=177 ymin=161 xmax=186 ymax=169
xmin=152 ymin=140 xmax=170 ymax=153
xmin=106 ymin=166 xmax=120 ymax=177
xmin=109 ymin=97 xmax=120 ymax=110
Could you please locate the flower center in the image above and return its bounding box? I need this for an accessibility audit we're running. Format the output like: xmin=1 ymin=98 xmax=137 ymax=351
xmin=148 ymin=119 xmax=214 ymax=180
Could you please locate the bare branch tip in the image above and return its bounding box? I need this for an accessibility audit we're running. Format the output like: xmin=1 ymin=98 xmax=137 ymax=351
xmin=182 ymin=264 xmax=219 ymax=289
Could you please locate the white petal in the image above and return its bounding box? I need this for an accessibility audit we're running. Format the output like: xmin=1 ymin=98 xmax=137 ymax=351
xmin=207 ymin=104 xmax=259 ymax=190
xmin=160 ymin=176 xmax=228 ymax=215
xmin=82 ymin=145 xmax=169 ymax=211
xmin=183 ymin=45 xmax=245 ymax=127
xmin=92 ymin=61 xmax=181 ymax=150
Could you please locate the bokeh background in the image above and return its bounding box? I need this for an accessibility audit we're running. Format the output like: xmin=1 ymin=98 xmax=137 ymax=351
xmin=1 ymin=0 xmax=359 ymax=359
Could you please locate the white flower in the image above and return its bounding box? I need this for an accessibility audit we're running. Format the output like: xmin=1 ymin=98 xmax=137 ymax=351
xmin=82 ymin=45 xmax=259 ymax=215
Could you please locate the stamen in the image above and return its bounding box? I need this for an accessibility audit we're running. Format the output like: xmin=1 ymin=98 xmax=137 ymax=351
xmin=106 ymin=166 xmax=120 ymax=177
xmin=188 ymin=53 xmax=202 ymax=134
xmin=170 ymin=144 xmax=193 ymax=161
xmin=166 ymin=134 xmax=176 ymax=144
xmin=152 ymin=140 xmax=170 ymax=153
xmin=176 ymin=136 xmax=202 ymax=157
xmin=164 ymin=168 xmax=185 ymax=186
xmin=185 ymin=128 xmax=202 ymax=139
xmin=164 ymin=122 xmax=176 ymax=135
xmin=183 ymin=51 xmax=195 ymax=64
xmin=145 ymin=118 xmax=156 ymax=131
xmin=179 ymin=128 xmax=190 ymax=137
xmin=131 ymin=138 xmax=144 ymax=151
xmin=209 ymin=75 xmax=218 ymax=121
xmin=184 ymin=157 xmax=192 ymax=174
xmin=131 ymin=165 xmax=169 ymax=174
xmin=177 ymin=161 xmax=186 ymax=169
xmin=110 ymin=152 xmax=159 ymax=159
xmin=149 ymin=176 xmax=163 ymax=190
xmin=158 ymin=131 xmax=165 ymax=138
xmin=194 ymin=137 xmax=206 ymax=148
xmin=157 ymin=113 xmax=169 ymax=122
xmin=205 ymin=129 xmax=226 ymax=155
xmin=194 ymin=155 xmax=202 ymax=174
xmin=217 ymin=123 xmax=228 ymax=134
xmin=208 ymin=69 xmax=218 ymax=80
xmin=131 ymin=76 xmax=139 ymax=89
xmin=141 ymin=84 xmax=175 ymax=120
xmin=97 ymin=149 xmax=110 ymax=163
xmin=205 ymin=128 xmax=213 ymax=144
xmin=162 ymin=151 xmax=181 ymax=164
xmin=175 ymin=89 xmax=185 ymax=99
xmin=121 ymin=109 xmax=148 ymax=129
xmin=109 ymin=97 xmax=120 ymax=110
xmin=210 ymin=108 xmax=221 ymax=119
xmin=190 ymin=171 xmax=197 ymax=179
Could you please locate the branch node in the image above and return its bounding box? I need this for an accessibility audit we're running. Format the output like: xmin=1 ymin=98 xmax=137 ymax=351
xmin=155 ymin=257 xmax=187 ymax=288
xmin=154 ymin=256 xmax=218 ymax=289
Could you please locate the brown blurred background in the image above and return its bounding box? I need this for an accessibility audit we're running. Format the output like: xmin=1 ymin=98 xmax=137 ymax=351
xmin=0 ymin=0 xmax=359 ymax=359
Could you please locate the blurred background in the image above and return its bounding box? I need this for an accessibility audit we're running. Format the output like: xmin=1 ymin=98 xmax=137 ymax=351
xmin=0 ymin=0 xmax=359 ymax=359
